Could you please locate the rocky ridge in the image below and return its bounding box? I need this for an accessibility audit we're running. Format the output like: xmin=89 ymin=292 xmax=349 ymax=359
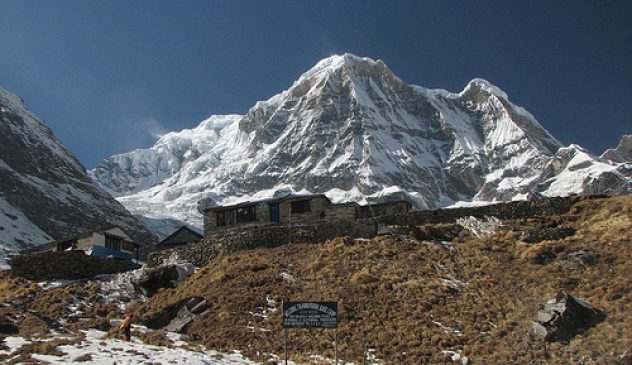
xmin=0 ymin=88 xmax=157 ymax=261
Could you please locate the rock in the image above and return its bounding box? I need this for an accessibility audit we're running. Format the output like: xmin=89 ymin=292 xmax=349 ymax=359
xmin=164 ymin=304 xmax=195 ymax=333
xmin=411 ymin=223 xmax=463 ymax=241
xmin=0 ymin=321 xmax=18 ymax=335
xmin=133 ymin=265 xmax=180 ymax=297
xmin=188 ymin=298 xmax=209 ymax=315
xmin=560 ymin=250 xmax=598 ymax=270
xmin=610 ymin=291 xmax=627 ymax=301
xmin=530 ymin=245 xmax=565 ymax=265
xmin=147 ymin=296 xmax=208 ymax=333
xmin=532 ymin=290 xmax=604 ymax=342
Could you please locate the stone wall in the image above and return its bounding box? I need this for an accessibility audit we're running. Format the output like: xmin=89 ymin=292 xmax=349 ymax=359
xmin=10 ymin=250 xmax=139 ymax=281
xmin=149 ymin=218 xmax=376 ymax=267
xmin=150 ymin=195 xmax=589 ymax=268
xmin=203 ymin=196 xmax=355 ymax=237
xmin=376 ymin=196 xmax=577 ymax=226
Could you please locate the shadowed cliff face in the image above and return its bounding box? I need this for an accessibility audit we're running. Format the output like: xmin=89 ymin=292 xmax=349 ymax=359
xmin=0 ymin=88 xmax=157 ymax=257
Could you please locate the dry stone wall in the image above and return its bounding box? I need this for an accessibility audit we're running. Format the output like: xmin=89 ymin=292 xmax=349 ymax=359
xmin=376 ymin=196 xmax=578 ymax=226
xmin=150 ymin=195 xmax=591 ymax=268
xmin=149 ymin=218 xmax=376 ymax=267
xmin=10 ymin=250 xmax=139 ymax=281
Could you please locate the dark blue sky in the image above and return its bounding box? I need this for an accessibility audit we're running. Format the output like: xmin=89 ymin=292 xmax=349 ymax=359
xmin=1 ymin=1 xmax=630 ymax=168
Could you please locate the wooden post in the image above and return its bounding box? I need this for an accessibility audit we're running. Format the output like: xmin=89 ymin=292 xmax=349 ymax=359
xmin=335 ymin=327 xmax=338 ymax=365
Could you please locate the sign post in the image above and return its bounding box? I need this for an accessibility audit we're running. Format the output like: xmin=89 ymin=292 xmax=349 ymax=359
xmin=282 ymin=301 xmax=339 ymax=364
xmin=284 ymin=326 xmax=288 ymax=365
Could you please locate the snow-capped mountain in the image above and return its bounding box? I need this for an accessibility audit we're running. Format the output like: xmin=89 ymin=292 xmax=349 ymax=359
xmin=90 ymin=54 xmax=631 ymax=231
xmin=0 ymin=88 xmax=157 ymax=264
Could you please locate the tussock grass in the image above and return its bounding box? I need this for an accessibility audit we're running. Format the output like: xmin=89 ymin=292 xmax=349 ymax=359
xmin=0 ymin=195 xmax=629 ymax=364
xmin=134 ymin=195 xmax=632 ymax=364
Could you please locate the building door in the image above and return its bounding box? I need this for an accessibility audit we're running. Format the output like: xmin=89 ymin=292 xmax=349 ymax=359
xmin=269 ymin=203 xmax=280 ymax=223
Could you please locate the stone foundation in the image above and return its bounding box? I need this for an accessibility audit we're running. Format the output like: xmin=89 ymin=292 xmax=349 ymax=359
xmin=149 ymin=218 xmax=376 ymax=267
xmin=10 ymin=250 xmax=139 ymax=281
xmin=149 ymin=195 xmax=593 ymax=268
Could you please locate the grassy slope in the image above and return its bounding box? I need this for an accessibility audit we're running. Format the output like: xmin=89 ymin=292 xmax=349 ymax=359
xmin=134 ymin=196 xmax=632 ymax=364
xmin=0 ymin=196 xmax=629 ymax=364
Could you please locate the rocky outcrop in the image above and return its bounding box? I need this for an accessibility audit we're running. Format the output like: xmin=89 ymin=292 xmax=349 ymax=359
xmin=560 ymin=250 xmax=599 ymax=270
xmin=142 ymin=296 xmax=209 ymax=333
xmin=132 ymin=264 xmax=195 ymax=297
xmin=163 ymin=297 xmax=209 ymax=333
xmin=532 ymin=290 xmax=604 ymax=342
xmin=602 ymin=135 xmax=632 ymax=163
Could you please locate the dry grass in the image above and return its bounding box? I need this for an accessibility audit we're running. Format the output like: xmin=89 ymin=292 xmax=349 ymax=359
xmin=3 ymin=337 xmax=76 ymax=364
xmin=0 ymin=195 xmax=629 ymax=364
xmin=133 ymin=195 xmax=632 ymax=364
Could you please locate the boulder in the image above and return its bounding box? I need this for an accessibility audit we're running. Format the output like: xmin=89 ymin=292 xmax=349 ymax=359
xmin=143 ymin=296 xmax=209 ymax=333
xmin=163 ymin=297 xmax=209 ymax=333
xmin=133 ymin=265 xmax=180 ymax=297
xmin=560 ymin=250 xmax=599 ymax=270
xmin=532 ymin=290 xmax=604 ymax=342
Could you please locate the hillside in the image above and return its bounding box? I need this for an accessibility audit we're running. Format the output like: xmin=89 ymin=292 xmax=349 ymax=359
xmin=0 ymin=88 xmax=157 ymax=262
xmin=0 ymin=195 xmax=630 ymax=364
xmin=133 ymin=195 xmax=631 ymax=364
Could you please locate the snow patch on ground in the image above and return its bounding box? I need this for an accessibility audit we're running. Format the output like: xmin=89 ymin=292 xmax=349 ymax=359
xmin=456 ymin=216 xmax=503 ymax=238
xmin=3 ymin=329 xmax=277 ymax=365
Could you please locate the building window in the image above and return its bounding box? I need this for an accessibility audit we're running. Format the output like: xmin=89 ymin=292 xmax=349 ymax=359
xmin=291 ymin=200 xmax=311 ymax=214
xmin=236 ymin=206 xmax=257 ymax=223
xmin=217 ymin=211 xmax=227 ymax=227
xmin=105 ymin=235 xmax=122 ymax=250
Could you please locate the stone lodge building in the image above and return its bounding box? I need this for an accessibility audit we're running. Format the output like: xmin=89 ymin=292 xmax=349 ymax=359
xmin=203 ymin=194 xmax=412 ymax=238
xmin=31 ymin=225 xmax=140 ymax=263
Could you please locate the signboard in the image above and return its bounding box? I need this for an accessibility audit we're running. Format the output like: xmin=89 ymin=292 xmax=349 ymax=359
xmin=283 ymin=301 xmax=338 ymax=328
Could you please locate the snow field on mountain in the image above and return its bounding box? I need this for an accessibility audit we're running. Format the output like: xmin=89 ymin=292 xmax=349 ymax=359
xmin=0 ymin=197 xmax=52 ymax=268
xmin=88 ymin=54 xmax=630 ymax=235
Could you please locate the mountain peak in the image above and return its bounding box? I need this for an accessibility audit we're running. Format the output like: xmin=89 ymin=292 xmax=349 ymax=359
xmin=89 ymin=56 xmax=631 ymax=235
xmin=462 ymin=78 xmax=509 ymax=100
xmin=296 ymin=53 xmax=386 ymax=83
xmin=0 ymin=87 xmax=27 ymax=114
